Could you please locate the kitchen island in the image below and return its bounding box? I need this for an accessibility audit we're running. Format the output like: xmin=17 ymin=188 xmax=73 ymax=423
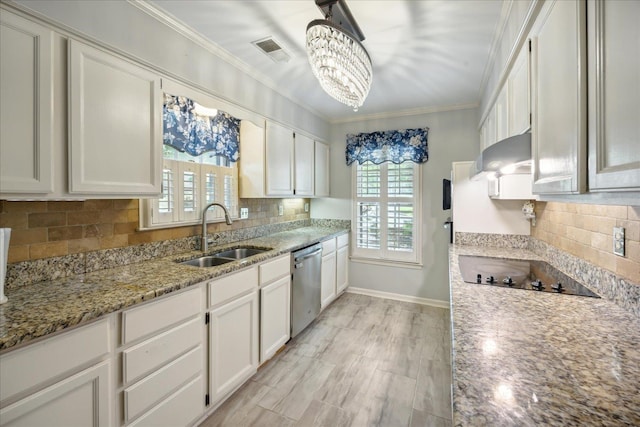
xmin=449 ymin=244 xmax=640 ymax=426
xmin=0 ymin=226 xmax=348 ymax=351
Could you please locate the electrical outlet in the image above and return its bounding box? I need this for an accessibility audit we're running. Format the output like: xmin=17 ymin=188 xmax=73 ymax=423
xmin=613 ymin=226 xmax=625 ymax=257
xmin=304 ymin=203 xmax=309 ymax=213
xmin=278 ymin=204 xmax=284 ymax=216
xmin=240 ymin=208 xmax=249 ymax=219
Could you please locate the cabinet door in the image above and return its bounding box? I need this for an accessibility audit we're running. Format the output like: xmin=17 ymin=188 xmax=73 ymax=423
xmin=265 ymin=121 xmax=294 ymax=196
xmin=260 ymin=275 xmax=291 ymax=363
xmin=314 ymin=141 xmax=330 ymax=197
xmin=0 ymin=11 xmax=53 ymax=193
xmin=68 ymin=40 xmax=161 ymax=195
xmin=336 ymin=245 xmax=349 ymax=294
xmin=0 ymin=360 xmax=111 ymax=427
xmin=209 ymin=291 xmax=259 ymax=404
xmin=238 ymin=119 xmax=266 ymax=198
xmin=484 ymin=107 xmax=496 ymax=149
xmin=531 ymin=0 xmax=587 ymax=194
xmin=495 ymin=85 xmax=509 ymax=142
xmin=294 ymin=133 xmax=314 ymax=196
xmin=509 ymin=42 xmax=531 ymax=136
xmin=588 ymin=0 xmax=640 ymax=191
xmin=320 ymin=253 xmax=337 ymax=309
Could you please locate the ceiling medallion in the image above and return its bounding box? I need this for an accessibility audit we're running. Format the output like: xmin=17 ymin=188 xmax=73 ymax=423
xmin=305 ymin=0 xmax=372 ymax=112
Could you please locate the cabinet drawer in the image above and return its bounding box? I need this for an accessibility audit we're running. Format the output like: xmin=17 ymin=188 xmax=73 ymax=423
xmin=0 ymin=318 xmax=110 ymax=403
xmin=259 ymin=254 xmax=290 ymax=285
xmin=209 ymin=266 xmax=258 ymax=307
xmin=321 ymin=238 xmax=336 ymax=254
xmin=124 ymin=346 xmax=202 ymax=423
xmin=337 ymin=233 xmax=349 ymax=248
xmin=129 ymin=375 xmax=204 ymax=427
xmin=122 ymin=287 xmax=201 ymax=345
xmin=122 ymin=318 xmax=201 ymax=384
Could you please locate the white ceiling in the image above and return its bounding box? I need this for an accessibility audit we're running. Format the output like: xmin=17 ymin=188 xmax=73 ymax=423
xmin=147 ymin=0 xmax=505 ymax=122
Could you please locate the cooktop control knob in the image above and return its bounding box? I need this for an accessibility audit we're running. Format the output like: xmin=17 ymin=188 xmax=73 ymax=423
xmin=502 ymin=276 xmax=514 ymax=286
xmin=486 ymin=276 xmax=495 ymax=284
xmin=476 ymin=274 xmax=482 ymax=284
xmin=551 ymin=282 xmax=563 ymax=292
xmin=531 ymin=279 xmax=544 ymax=290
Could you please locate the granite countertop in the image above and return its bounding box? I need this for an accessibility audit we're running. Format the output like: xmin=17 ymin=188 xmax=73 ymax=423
xmin=0 ymin=226 xmax=348 ymax=352
xmin=449 ymin=245 xmax=640 ymax=426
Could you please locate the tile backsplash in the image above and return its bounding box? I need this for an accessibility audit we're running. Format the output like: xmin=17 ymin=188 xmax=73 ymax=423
xmin=532 ymin=202 xmax=639 ymax=284
xmin=0 ymin=198 xmax=310 ymax=264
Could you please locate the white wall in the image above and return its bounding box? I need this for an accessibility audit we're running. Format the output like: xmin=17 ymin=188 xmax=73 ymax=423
xmin=312 ymin=108 xmax=480 ymax=303
xmin=12 ymin=0 xmax=330 ymax=140
xmin=452 ymin=162 xmax=530 ymax=235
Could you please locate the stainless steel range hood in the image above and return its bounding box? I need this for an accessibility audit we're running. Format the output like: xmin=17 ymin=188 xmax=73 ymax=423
xmin=470 ymin=133 xmax=532 ymax=179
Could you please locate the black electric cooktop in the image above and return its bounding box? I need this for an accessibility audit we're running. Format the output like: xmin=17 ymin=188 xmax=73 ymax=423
xmin=458 ymin=255 xmax=600 ymax=298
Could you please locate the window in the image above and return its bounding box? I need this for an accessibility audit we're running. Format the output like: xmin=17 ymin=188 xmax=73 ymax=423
xmin=140 ymin=146 xmax=239 ymax=229
xmin=352 ymin=162 xmax=421 ymax=264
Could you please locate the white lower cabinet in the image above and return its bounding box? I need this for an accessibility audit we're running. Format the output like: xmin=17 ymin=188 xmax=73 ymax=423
xmin=209 ymin=291 xmax=259 ymax=405
xmin=336 ymin=238 xmax=349 ymax=295
xmin=0 ymin=318 xmax=112 ymax=427
xmin=0 ymin=361 xmax=111 ymax=427
xmin=127 ymin=376 xmax=203 ymax=427
xmin=259 ymin=254 xmax=291 ymax=363
xmin=119 ymin=286 xmax=205 ymax=427
xmin=320 ymin=238 xmax=337 ymax=309
xmin=207 ymin=267 xmax=259 ymax=406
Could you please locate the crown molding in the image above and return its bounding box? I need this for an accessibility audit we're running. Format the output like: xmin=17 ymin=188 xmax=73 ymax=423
xmin=330 ymin=103 xmax=478 ymax=124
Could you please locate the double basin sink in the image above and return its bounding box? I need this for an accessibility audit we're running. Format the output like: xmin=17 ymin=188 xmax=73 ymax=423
xmin=179 ymin=247 xmax=271 ymax=267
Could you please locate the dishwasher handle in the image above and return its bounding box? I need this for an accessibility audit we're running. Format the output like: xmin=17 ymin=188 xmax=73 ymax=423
xmin=294 ymin=248 xmax=322 ymax=265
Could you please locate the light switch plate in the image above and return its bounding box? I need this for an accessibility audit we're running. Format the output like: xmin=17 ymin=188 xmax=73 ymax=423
xmin=304 ymin=203 xmax=309 ymax=212
xmin=613 ymin=226 xmax=625 ymax=257
xmin=240 ymin=208 xmax=248 ymax=219
xmin=278 ymin=204 xmax=284 ymax=216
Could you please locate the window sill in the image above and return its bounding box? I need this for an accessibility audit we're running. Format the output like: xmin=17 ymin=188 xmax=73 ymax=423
xmin=137 ymin=216 xmax=241 ymax=231
xmin=350 ymin=256 xmax=423 ymax=270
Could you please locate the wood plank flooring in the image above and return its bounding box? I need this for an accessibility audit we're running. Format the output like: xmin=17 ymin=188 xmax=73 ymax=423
xmin=199 ymin=292 xmax=452 ymax=427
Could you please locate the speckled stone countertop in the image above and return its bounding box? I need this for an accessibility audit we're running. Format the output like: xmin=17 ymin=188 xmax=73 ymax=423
xmin=449 ymin=245 xmax=640 ymax=426
xmin=0 ymin=226 xmax=348 ymax=352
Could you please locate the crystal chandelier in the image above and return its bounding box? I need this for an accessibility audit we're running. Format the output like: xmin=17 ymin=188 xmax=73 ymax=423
xmin=306 ymin=1 xmax=372 ymax=112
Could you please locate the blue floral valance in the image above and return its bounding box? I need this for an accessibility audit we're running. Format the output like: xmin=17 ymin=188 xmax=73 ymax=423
xmin=345 ymin=128 xmax=429 ymax=165
xmin=163 ymin=94 xmax=240 ymax=162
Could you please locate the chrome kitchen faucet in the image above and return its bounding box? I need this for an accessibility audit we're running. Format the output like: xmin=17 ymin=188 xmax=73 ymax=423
xmin=201 ymin=202 xmax=232 ymax=252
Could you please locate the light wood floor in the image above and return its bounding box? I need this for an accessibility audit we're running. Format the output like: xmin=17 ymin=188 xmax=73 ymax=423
xmin=199 ymin=292 xmax=452 ymax=427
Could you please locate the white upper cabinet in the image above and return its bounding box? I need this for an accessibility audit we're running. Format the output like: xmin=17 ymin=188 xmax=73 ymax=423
xmin=265 ymin=120 xmax=295 ymax=196
xmin=0 ymin=10 xmax=54 ymax=194
xmin=531 ymin=0 xmax=587 ymax=194
xmin=68 ymin=39 xmax=162 ymax=195
xmin=495 ymin=85 xmax=509 ymax=143
xmin=294 ymin=133 xmax=314 ymax=196
xmin=484 ymin=107 xmax=496 ymax=149
xmin=587 ymin=0 xmax=640 ymax=191
xmin=314 ymin=141 xmax=330 ymax=197
xmin=240 ymin=119 xmax=329 ymax=198
xmin=508 ymin=42 xmax=531 ymax=136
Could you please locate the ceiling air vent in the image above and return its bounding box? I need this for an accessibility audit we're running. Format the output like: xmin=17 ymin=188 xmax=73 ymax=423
xmin=252 ymin=37 xmax=291 ymax=63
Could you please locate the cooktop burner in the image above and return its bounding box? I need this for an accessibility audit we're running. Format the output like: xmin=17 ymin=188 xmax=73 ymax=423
xmin=458 ymin=255 xmax=600 ymax=298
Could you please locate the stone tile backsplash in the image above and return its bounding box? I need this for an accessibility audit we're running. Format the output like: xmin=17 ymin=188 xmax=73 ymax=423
xmin=532 ymin=202 xmax=639 ymax=284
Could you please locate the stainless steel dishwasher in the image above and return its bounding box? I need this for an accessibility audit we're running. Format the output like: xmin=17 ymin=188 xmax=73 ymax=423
xmin=291 ymin=243 xmax=322 ymax=338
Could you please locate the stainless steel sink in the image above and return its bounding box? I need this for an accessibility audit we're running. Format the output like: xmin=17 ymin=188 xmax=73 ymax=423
xmin=180 ymin=256 xmax=234 ymax=267
xmin=212 ymin=248 xmax=268 ymax=259
xmin=178 ymin=247 xmax=271 ymax=267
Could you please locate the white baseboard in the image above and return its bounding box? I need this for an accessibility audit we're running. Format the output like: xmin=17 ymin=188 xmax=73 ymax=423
xmin=346 ymin=287 xmax=450 ymax=309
